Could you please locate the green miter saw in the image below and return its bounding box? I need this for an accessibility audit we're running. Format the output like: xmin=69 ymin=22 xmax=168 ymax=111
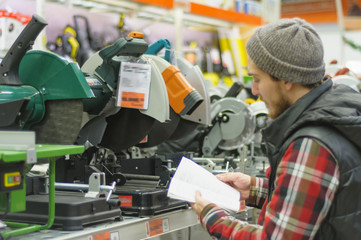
xmin=0 ymin=14 xmax=94 ymax=144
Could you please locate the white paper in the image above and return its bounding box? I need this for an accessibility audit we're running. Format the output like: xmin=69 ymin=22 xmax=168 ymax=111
xmin=167 ymin=156 xmax=241 ymax=212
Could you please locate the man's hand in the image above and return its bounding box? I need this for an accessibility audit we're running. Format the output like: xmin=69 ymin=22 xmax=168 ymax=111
xmin=190 ymin=191 xmax=211 ymax=216
xmin=216 ymin=172 xmax=251 ymax=200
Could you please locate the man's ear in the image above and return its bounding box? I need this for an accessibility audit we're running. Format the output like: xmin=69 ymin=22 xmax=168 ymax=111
xmin=283 ymin=81 xmax=294 ymax=91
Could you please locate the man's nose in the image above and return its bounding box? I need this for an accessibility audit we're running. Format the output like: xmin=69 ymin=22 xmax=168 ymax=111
xmin=251 ymin=83 xmax=259 ymax=96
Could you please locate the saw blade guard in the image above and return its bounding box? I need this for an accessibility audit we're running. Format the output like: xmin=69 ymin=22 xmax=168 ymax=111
xmin=136 ymin=107 xmax=180 ymax=148
xmin=139 ymin=56 xmax=169 ymax=123
xmin=144 ymin=38 xmax=211 ymax=142
xmin=175 ymin=56 xmax=211 ymax=126
xmin=202 ymin=97 xmax=256 ymax=156
xmin=143 ymin=38 xmax=209 ymax=125
xmin=134 ymin=56 xmax=181 ymax=147
xmin=216 ymin=98 xmax=256 ymax=150
xmin=17 ymin=50 xmax=90 ymax=143
xmin=164 ymin=56 xmax=212 ymax=141
xmin=19 ymin=50 xmax=94 ymax=101
xmin=143 ymin=54 xmax=203 ymax=116
xmin=0 ymin=85 xmax=42 ymax=129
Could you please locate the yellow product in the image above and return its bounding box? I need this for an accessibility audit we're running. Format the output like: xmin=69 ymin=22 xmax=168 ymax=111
xmin=222 ymin=75 xmax=234 ymax=87
xmin=203 ymin=72 xmax=220 ymax=86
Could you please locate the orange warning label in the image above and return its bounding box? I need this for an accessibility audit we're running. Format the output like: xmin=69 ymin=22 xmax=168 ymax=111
xmin=121 ymin=91 xmax=145 ymax=109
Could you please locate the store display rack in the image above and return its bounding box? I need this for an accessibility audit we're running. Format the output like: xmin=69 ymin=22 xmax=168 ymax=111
xmin=4 ymin=208 xmax=200 ymax=240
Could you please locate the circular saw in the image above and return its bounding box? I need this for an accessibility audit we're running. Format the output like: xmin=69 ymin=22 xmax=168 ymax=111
xmin=202 ymin=97 xmax=256 ymax=157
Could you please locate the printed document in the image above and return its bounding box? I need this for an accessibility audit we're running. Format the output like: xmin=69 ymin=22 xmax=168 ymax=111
xmin=167 ymin=157 xmax=241 ymax=212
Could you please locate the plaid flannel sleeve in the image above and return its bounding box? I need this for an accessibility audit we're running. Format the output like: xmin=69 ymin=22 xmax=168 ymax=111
xmin=246 ymin=175 xmax=268 ymax=208
xmin=200 ymin=137 xmax=340 ymax=240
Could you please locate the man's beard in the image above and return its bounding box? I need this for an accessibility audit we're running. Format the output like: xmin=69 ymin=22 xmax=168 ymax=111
xmin=268 ymin=92 xmax=292 ymax=120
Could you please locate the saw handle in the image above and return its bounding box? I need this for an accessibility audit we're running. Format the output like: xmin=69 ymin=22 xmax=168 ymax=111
xmin=145 ymin=38 xmax=172 ymax=62
xmin=0 ymin=14 xmax=48 ymax=85
xmin=98 ymin=34 xmax=148 ymax=62
xmin=224 ymin=81 xmax=244 ymax=98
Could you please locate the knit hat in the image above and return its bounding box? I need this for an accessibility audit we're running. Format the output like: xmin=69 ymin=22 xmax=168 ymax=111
xmin=246 ymin=18 xmax=325 ymax=85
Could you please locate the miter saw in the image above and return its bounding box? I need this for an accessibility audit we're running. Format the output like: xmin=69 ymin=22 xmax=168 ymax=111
xmin=201 ymin=97 xmax=255 ymax=157
xmin=54 ymin=33 xmax=207 ymax=216
xmin=0 ymin=15 xmax=123 ymax=234
xmin=79 ymin=33 xmax=204 ymax=152
xmin=194 ymin=88 xmax=270 ymax=177
xmin=0 ymin=14 xmax=94 ymax=145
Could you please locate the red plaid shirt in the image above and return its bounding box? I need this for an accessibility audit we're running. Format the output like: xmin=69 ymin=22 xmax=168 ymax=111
xmin=200 ymin=137 xmax=340 ymax=239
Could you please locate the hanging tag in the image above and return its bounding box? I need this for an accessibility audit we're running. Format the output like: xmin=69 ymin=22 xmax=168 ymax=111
xmin=116 ymin=62 xmax=151 ymax=109
xmin=26 ymin=147 xmax=37 ymax=164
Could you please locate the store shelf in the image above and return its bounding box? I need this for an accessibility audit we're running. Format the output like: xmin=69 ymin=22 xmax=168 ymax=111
xmin=65 ymin=0 xmax=262 ymax=28
xmin=281 ymin=0 xmax=337 ymax=24
xmin=2 ymin=206 xmax=255 ymax=239
xmin=189 ymin=2 xmax=262 ymax=26
xmin=132 ymin=0 xmax=174 ymax=9
xmin=58 ymin=0 xmax=264 ymax=53
xmin=282 ymin=11 xmax=337 ymax=24
xmin=3 ymin=208 xmax=201 ymax=240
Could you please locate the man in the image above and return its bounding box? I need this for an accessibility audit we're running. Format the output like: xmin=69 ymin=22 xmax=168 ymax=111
xmin=191 ymin=18 xmax=361 ymax=239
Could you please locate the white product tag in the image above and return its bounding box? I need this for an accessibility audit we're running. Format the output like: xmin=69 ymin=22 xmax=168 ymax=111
xmin=26 ymin=147 xmax=37 ymax=164
xmin=116 ymin=62 xmax=151 ymax=110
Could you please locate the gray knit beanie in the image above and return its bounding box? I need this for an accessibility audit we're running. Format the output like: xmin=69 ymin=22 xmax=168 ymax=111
xmin=246 ymin=18 xmax=325 ymax=85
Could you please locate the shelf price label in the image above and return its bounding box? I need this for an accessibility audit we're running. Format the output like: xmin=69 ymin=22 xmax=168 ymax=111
xmin=145 ymin=218 xmax=169 ymax=237
xmin=87 ymin=231 xmax=119 ymax=240
xmin=116 ymin=62 xmax=151 ymax=110
xmin=88 ymin=231 xmax=110 ymax=240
